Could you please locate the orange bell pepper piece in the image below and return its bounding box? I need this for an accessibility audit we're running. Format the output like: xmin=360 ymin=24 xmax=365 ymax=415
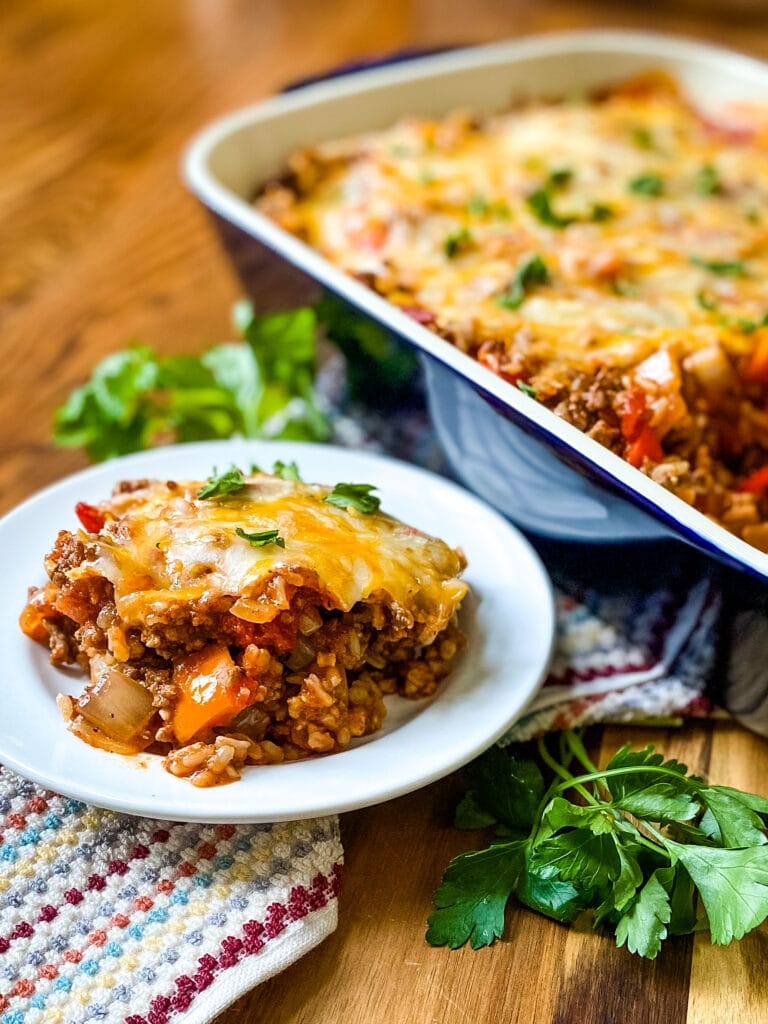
xmin=172 ymin=644 xmax=254 ymax=745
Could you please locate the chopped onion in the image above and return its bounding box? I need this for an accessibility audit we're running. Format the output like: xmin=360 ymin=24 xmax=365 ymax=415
xmin=77 ymin=664 xmax=155 ymax=741
xmin=286 ymin=637 xmax=316 ymax=671
xmin=70 ymin=714 xmax=153 ymax=755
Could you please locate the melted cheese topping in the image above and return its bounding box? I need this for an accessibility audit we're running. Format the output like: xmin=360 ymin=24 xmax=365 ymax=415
xmin=75 ymin=476 xmax=467 ymax=625
xmin=258 ymin=78 xmax=768 ymax=390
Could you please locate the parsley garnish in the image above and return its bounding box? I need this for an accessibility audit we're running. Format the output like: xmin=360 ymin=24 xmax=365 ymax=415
xmin=694 ymin=164 xmax=722 ymax=196
xmin=272 ymin=459 xmax=302 ymax=482
xmin=628 ymin=173 xmax=665 ymax=197
xmin=690 ymin=256 xmax=747 ymax=277
xmin=516 ymin=381 xmax=537 ymax=398
xmin=546 ymin=167 xmax=573 ymax=189
xmin=53 ymin=305 xmax=330 ymax=462
xmin=323 ymin=482 xmax=380 ymax=514
xmin=427 ymin=732 xmax=768 ymax=959
xmin=526 ymin=189 xmax=576 ymax=229
xmin=235 ymin=527 xmax=285 ymax=549
xmin=444 ymin=228 xmax=473 ymax=259
xmin=496 ymin=255 xmax=550 ymax=311
xmin=590 ymin=203 xmax=614 ymax=223
xmin=197 ymin=465 xmax=246 ymax=499
xmin=696 ymin=290 xmax=719 ymax=312
xmin=631 ymin=126 xmax=654 ymax=150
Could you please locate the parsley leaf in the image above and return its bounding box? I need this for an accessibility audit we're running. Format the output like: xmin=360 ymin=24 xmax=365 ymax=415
xmin=444 ymin=227 xmax=473 ymax=259
xmin=323 ymin=482 xmax=381 ymax=514
xmin=517 ymin=381 xmax=538 ymax=399
xmin=628 ymin=173 xmax=665 ymax=197
xmin=197 ymin=465 xmax=246 ymax=499
xmin=690 ymin=256 xmax=747 ymax=277
xmin=496 ymin=255 xmax=550 ymax=311
xmin=54 ymin=305 xmax=331 ymax=462
xmin=272 ymin=459 xmax=302 ymax=482
xmin=527 ymin=189 xmax=576 ymax=228
xmin=546 ymin=167 xmax=573 ymax=189
xmin=694 ymin=164 xmax=722 ymax=196
xmin=235 ymin=527 xmax=285 ymax=549
xmin=615 ymin=869 xmax=672 ymax=959
xmin=427 ymin=731 xmax=768 ymax=960
xmin=426 ymin=842 xmax=527 ymax=949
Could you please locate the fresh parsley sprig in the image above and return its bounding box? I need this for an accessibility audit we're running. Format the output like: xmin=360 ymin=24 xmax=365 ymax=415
xmin=272 ymin=459 xmax=302 ymax=482
xmin=53 ymin=305 xmax=330 ymax=462
xmin=197 ymin=465 xmax=246 ymax=499
xmin=323 ymin=482 xmax=381 ymax=514
xmin=427 ymin=732 xmax=768 ymax=959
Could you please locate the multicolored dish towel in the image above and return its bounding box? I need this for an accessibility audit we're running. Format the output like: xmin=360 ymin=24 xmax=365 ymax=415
xmin=0 ymin=575 xmax=721 ymax=1024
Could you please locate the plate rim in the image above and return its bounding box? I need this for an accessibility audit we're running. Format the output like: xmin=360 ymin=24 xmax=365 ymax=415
xmin=0 ymin=440 xmax=555 ymax=822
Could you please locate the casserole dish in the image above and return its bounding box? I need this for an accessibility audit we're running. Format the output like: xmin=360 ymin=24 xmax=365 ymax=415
xmin=183 ymin=30 xmax=768 ymax=580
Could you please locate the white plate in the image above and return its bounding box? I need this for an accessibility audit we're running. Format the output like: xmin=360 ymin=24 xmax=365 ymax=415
xmin=0 ymin=440 xmax=555 ymax=823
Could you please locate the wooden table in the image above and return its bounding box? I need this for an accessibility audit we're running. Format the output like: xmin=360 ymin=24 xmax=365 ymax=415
xmin=2 ymin=2 xmax=767 ymax=1021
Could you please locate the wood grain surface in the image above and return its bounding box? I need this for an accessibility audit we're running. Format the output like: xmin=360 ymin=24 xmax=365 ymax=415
xmin=2 ymin=2 xmax=768 ymax=1022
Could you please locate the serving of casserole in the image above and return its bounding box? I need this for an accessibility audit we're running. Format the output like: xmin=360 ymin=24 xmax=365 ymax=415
xmin=20 ymin=466 xmax=467 ymax=786
xmin=184 ymin=31 xmax=768 ymax=579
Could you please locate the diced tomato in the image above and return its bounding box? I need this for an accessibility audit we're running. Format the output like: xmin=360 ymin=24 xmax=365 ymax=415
xmin=617 ymin=389 xmax=648 ymax=442
xmin=626 ymin=424 xmax=664 ymax=468
xmin=75 ymin=502 xmax=105 ymax=533
xmin=172 ymin=644 xmax=255 ymax=745
xmin=400 ymin=305 xmax=436 ymax=326
xmin=743 ymin=335 xmax=768 ymax=384
xmin=739 ymin=467 xmax=768 ymax=495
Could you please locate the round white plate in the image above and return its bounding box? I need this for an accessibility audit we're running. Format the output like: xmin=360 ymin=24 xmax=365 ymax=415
xmin=0 ymin=440 xmax=555 ymax=822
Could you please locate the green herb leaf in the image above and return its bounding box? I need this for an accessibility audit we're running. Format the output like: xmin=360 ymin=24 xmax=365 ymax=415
xmin=272 ymin=459 xmax=302 ymax=482
xmin=235 ymin=527 xmax=285 ymax=549
xmin=444 ymin=227 xmax=473 ymax=259
xmin=690 ymin=256 xmax=747 ymax=277
xmin=666 ymin=841 xmax=768 ymax=944
xmin=697 ymin=290 xmax=719 ymax=312
xmin=197 ymin=465 xmax=246 ymax=499
xmin=527 ymin=189 xmax=576 ymax=229
xmin=426 ymin=842 xmax=527 ymax=949
xmin=323 ymin=482 xmax=381 ymax=514
xmin=546 ymin=167 xmax=573 ymax=189
xmin=591 ymin=203 xmax=614 ymax=222
xmin=628 ymin=173 xmax=665 ymax=197
xmin=496 ymin=254 xmax=550 ymax=311
xmin=694 ymin=164 xmax=722 ymax=196
xmin=615 ymin=868 xmax=672 ymax=960
xmin=632 ymin=126 xmax=655 ymax=150
xmin=428 ymin=732 xmax=768 ymax=959
xmin=517 ymin=381 xmax=538 ymax=399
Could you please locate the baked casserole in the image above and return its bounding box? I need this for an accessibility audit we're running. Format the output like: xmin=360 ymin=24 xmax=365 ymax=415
xmin=257 ymin=74 xmax=768 ymax=550
xmin=19 ymin=466 xmax=467 ymax=786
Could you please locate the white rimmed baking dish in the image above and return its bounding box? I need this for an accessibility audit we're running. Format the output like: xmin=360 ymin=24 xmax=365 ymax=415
xmin=183 ymin=29 xmax=768 ymax=580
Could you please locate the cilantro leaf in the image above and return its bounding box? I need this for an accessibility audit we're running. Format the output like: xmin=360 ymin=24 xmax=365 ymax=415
xmin=496 ymin=255 xmax=550 ymax=311
xmin=426 ymin=842 xmax=527 ymax=949
xmin=197 ymin=465 xmax=246 ymax=499
xmin=666 ymin=841 xmax=768 ymax=944
xmin=603 ymin=744 xmax=698 ymax=821
xmin=546 ymin=167 xmax=573 ymax=189
xmin=517 ymin=381 xmax=538 ymax=398
xmin=235 ymin=527 xmax=285 ymax=549
xmin=323 ymin=483 xmax=380 ymax=514
xmin=272 ymin=459 xmax=302 ymax=482
xmin=534 ymin=829 xmax=619 ymax=891
xmin=615 ymin=868 xmax=672 ymax=959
